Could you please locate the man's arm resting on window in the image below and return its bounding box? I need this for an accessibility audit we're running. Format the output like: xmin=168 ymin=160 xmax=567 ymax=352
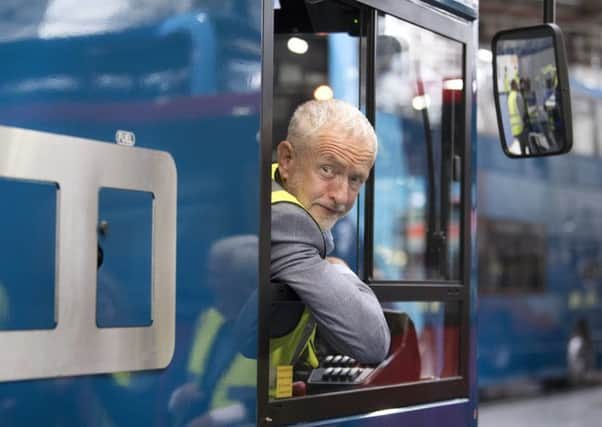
xmin=271 ymin=204 xmax=390 ymax=363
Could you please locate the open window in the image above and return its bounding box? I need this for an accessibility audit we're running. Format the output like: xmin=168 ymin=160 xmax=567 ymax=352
xmin=259 ymin=0 xmax=474 ymax=424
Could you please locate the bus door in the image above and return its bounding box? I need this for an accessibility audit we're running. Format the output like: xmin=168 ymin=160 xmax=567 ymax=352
xmin=258 ymin=0 xmax=477 ymax=425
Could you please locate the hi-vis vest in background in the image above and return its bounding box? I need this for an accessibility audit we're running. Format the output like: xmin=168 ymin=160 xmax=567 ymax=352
xmin=508 ymin=90 xmax=524 ymax=136
xmin=187 ymin=308 xmax=256 ymax=410
xmin=270 ymin=164 xmax=320 ymax=397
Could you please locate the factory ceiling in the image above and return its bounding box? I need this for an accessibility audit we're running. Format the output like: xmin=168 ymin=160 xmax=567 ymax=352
xmin=479 ymin=0 xmax=602 ymax=66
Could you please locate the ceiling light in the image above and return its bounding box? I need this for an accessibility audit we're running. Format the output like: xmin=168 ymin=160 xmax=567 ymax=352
xmin=443 ymin=79 xmax=464 ymax=90
xmin=287 ymin=37 xmax=309 ymax=55
xmin=411 ymin=94 xmax=431 ymax=110
xmin=314 ymin=85 xmax=334 ymax=101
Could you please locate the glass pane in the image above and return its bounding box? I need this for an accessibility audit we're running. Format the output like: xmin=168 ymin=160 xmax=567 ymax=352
xmin=380 ymin=301 xmax=460 ymax=382
xmin=272 ymin=13 xmax=361 ymax=144
xmin=97 ymin=188 xmax=153 ymax=327
xmin=373 ymin=14 xmax=464 ymax=281
xmin=0 ymin=178 xmax=57 ymax=330
xmin=269 ymin=300 xmax=460 ymax=399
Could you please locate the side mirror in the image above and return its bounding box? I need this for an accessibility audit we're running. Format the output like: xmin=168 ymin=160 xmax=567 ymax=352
xmin=492 ymin=24 xmax=572 ymax=157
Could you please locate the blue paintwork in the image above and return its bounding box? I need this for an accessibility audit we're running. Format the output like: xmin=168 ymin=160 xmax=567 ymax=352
xmin=0 ymin=2 xmax=260 ymax=426
xmin=476 ymin=80 xmax=602 ymax=387
xmin=0 ymin=1 xmax=478 ymax=426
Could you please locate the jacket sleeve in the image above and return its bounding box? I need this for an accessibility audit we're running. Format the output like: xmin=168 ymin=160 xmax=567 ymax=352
xmin=271 ymin=203 xmax=391 ymax=364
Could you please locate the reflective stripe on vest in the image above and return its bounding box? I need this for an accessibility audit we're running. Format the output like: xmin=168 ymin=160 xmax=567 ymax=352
xmin=271 ymin=163 xmax=304 ymax=207
xmin=508 ymin=90 xmax=524 ymax=136
xmin=188 ymin=308 xmax=225 ymax=377
xmin=269 ymin=164 xmax=320 ymax=397
xmin=187 ymin=308 xmax=256 ymax=410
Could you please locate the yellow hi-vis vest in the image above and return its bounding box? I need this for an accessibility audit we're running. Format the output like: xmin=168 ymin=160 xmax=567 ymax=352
xmin=508 ymin=90 xmax=524 ymax=136
xmin=187 ymin=308 xmax=256 ymax=410
xmin=270 ymin=164 xmax=320 ymax=398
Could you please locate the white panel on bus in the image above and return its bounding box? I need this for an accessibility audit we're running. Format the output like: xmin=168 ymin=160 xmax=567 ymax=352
xmin=0 ymin=125 xmax=176 ymax=381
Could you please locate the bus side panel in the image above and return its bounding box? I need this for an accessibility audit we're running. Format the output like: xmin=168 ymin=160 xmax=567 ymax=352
xmin=0 ymin=1 xmax=260 ymax=426
xmin=301 ymin=400 xmax=473 ymax=426
xmin=476 ymin=80 xmax=602 ymax=387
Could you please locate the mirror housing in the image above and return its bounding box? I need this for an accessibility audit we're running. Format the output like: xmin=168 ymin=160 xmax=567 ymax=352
xmin=492 ymin=23 xmax=572 ymax=157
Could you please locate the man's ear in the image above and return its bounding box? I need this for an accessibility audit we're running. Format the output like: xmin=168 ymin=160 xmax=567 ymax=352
xmin=277 ymin=140 xmax=295 ymax=181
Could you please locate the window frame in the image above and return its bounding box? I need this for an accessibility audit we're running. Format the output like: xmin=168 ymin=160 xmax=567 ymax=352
xmin=363 ymin=11 xmax=467 ymax=286
xmin=258 ymin=0 xmax=476 ymax=424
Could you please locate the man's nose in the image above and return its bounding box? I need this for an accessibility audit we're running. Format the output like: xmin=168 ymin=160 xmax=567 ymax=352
xmin=329 ymin=176 xmax=350 ymax=206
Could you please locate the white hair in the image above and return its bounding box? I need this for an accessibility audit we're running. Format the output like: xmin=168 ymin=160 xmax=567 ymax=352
xmin=286 ymin=99 xmax=377 ymax=156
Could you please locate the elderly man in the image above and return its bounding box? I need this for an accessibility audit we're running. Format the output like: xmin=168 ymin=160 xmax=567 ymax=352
xmin=270 ymin=99 xmax=391 ymax=385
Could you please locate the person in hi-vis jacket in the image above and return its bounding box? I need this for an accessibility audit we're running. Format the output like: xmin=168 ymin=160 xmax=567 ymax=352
xmin=269 ymin=99 xmax=391 ymax=395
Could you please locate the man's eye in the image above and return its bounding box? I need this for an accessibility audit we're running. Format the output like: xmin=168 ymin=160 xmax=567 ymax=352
xmin=320 ymin=165 xmax=334 ymax=176
xmin=351 ymin=176 xmax=364 ymax=185
xmin=349 ymin=176 xmax=363 ymax=189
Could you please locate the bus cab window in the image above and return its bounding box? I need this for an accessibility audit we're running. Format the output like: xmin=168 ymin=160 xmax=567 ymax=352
xmin=373 ymin=13 xmax=464 ymax=282
xmin=267 ymin=1 xmax=465 ymax=402
xmin=270 ymin=1 xmax=375 ymax=400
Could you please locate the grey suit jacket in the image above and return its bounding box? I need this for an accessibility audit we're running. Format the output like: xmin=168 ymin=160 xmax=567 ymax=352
xmin=271 ymin=183 xmax=390 ymax=364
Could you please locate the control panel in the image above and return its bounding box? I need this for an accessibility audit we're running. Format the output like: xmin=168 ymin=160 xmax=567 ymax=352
xmin=307 ymin=355 xmax=374 ymax=389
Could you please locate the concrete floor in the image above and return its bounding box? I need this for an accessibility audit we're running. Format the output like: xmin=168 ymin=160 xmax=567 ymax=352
xmin=479 ymin=385 xmax=602 ymax=427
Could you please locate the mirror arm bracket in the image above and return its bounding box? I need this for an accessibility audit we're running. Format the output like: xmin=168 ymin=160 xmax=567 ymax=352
xmin=544 ymin=0 xmax=556 ymax=23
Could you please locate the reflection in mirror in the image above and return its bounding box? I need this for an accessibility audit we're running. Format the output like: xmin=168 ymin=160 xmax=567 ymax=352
xmin=493 ymin=24 xmax=572 ymax=157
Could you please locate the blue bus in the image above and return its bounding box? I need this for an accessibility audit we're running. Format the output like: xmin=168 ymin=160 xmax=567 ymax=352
xmin=0 ymin=0 xmax=569 ymax=425
xmin=476 ymin=58 xmax=602 ymax=388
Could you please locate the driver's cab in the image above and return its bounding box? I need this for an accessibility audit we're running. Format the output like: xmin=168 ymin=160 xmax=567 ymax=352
xmin=261 ymin=1 xmax=468 ymax=422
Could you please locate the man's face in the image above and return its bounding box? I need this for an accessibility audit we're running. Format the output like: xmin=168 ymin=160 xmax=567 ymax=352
xmin=278 ymin=128 xmax=375 ymax=230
